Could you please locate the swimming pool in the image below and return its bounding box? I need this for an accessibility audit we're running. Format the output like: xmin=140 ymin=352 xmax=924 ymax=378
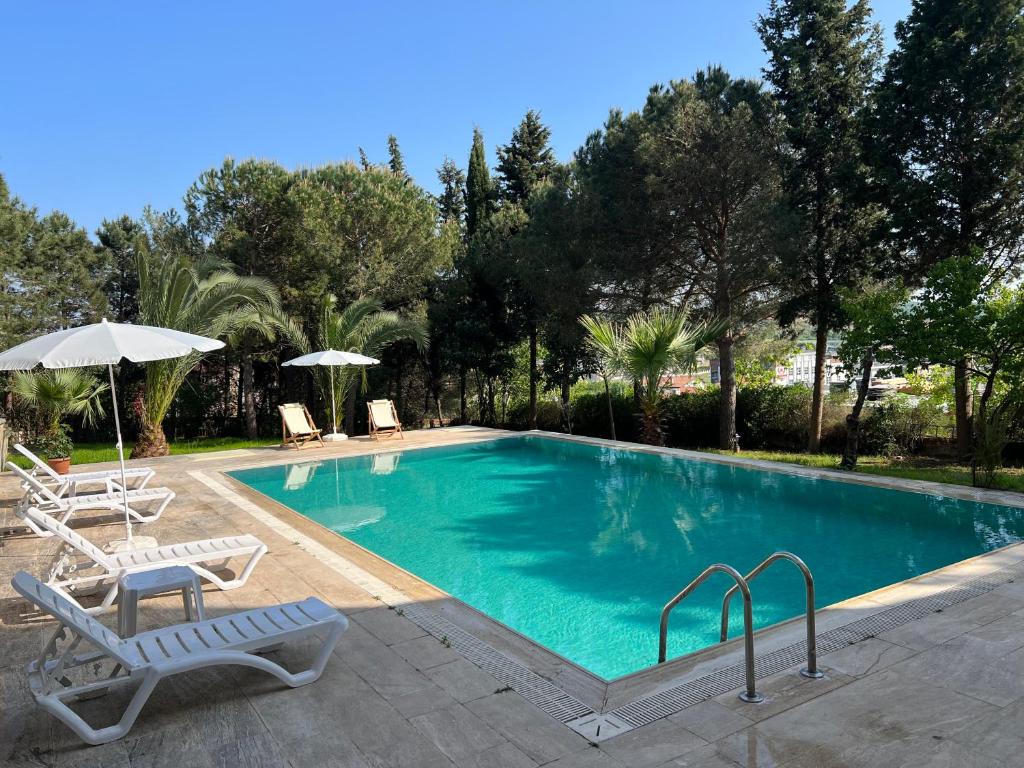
xmin=228 ymin=435 xmax=1024 ymax=680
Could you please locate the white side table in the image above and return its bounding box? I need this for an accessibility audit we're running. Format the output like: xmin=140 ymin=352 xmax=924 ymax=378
xmin=117 ymin=566 xmax=205 ymax=638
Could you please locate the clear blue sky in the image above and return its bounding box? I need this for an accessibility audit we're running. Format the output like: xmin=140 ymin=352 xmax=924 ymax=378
xmin=1 ymin=1 xmax=912 ymax=236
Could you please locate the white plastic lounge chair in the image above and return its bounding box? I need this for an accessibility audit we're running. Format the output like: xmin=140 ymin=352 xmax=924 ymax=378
xmin=7 ymin=463 xmax=175 ymax=537
xmin=24 ymin=506 xmax=267 ymax=613
xmin=367 ymin=399 xmax=403 ymax=440
xmin=12 ymin=570 xmax=348 ymax=745
xmin=279 ymin=403 xmax=325 ymax=449
xmin=13 ymin=442 xmax=155 ymax=497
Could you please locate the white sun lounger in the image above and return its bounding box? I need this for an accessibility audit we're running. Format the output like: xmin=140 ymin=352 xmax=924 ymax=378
xmin=13 ymin=443 xmax=155 ymax=496
xmin=7 ymin=463 xmax=175 ymax=537
xmin=24 ymin=506 xmax=267 ymax=613
xmin=12 ymin=570 xmax=348 ymax=745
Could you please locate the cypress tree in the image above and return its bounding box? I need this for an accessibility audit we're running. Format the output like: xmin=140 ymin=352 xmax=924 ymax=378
xmin=466 ymin=127 xmax=493 ymax=238
xmin=387 ymin=135 xmax=408 ymax=179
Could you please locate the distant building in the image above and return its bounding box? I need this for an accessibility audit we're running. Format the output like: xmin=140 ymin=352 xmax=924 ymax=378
xmin=710 ymin=339 xmax=847 ymax=388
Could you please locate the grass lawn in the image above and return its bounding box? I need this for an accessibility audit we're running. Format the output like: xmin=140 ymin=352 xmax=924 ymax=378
xmin=705 ymin=449 xmax=1024 ymax=494
xmin=7 ymin=436 xmax=281 ymax=469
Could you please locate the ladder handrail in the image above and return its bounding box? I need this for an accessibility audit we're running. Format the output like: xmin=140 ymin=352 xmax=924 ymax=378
xmin=658 ymin=563 xmax=762 ymax=703
xmin=719 ymin=551 xmax=822 ymax=678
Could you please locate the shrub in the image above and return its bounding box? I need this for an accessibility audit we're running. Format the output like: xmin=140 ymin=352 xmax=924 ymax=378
xmin=860 ymin=396 xmax=943 ymax=457
xmin=504 ymin=398 xmax=564 ymax=431
xmin=570 ymin=390 xmax=638 ymax=442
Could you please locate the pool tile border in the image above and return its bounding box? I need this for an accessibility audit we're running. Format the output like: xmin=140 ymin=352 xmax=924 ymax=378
xmin=192 ymin=459 xmax=1024 ymax=743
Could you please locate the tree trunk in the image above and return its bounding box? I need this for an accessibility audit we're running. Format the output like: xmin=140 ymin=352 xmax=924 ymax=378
xmin=560 ymin=374 xmax=572 ymax=434
xmin=486 ymin=378 xmax=496 ymax=425
xmin=807 ymin=322 xmax=829 ymax=452
xmin=954 ymin=358 xmax=973 ymax=461
xmin=242 ymin=348 xmax=257 ymax=439
xmin=132 ymin=420 xmax=169 ymax=458
xmin=344 ymin=386 xmax=357 ymax=436
xmin=459 ymin=366 xmax=468 ymax=423
xmin=717 ymin=333 xmax=737 ymax=450
xmin=640 ymin=404 xmax=664 ymax=446
xmin=840 ymin=348 xmax=874 ymax=470
xmin=603 ymin=376 xmax=617 ymax=441
xmin=528 ymin=325 xmax=538 ymax=430
xmin=475 ymin=372 xmax=486 ymax=423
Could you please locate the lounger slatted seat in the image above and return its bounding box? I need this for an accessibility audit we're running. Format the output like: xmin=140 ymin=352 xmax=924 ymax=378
xmin=12 ymin=571 xmax=348 ymax=745
xmin=24 ymin=506 xmax=267 ymax=613
xmin=13 ymin=443 xmax=155 ymax=497
xmin=279 ymin=403 xmax=325 ymax=449
xmin=8 ymin=463 xmax=175 ymax=536
xmin=367 ymin=399 xmax=403 ymax=440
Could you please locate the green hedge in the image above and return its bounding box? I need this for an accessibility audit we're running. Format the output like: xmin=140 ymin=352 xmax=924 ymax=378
xmin=508 ymin=385 xmax=950 ymax=456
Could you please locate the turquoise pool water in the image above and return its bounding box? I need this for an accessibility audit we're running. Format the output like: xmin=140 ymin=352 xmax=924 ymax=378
xmin=229 ymin=436 xmax=1024 ymax=679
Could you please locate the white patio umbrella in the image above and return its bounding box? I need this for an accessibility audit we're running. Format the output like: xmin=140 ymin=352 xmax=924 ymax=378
xmin=0 ymin=318 xmax=224 ymax=548
xmin=282 ymin=349 xmax=379 ymax=441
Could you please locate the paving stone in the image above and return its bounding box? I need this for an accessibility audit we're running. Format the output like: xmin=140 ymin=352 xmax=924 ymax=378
xmin=393 ymin=634 xmax=466 ymax=671
xmin=466 ymin=691 xmax=588 ymax=764
xmin=352 ymin=605 xmax=429 ymax=645
xmin=426 ymin=658 xmax=503 ymax=703
xmin=462 ymin=741 xmax=538 ymax=768
xmin=598 ymin=719 xmax=707 ymax=768
xmin=667 ymin=701 xmax=754 ymax=743
xmin=410 ymin=703 xmax=506 ymax=765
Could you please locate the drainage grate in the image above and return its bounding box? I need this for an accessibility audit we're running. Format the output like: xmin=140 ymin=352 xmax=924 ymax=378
xmin=401 ymin=603 xmax=595 ymax=723
xmin=608 ymin=565 xmax=1017 ymax=730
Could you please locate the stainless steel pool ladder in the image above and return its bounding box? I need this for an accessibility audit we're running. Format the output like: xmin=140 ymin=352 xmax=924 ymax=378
xmin=720 ymin=551 xmax=823 ymax=680
xmin=657 ymin=551 xmax=821 ymax=704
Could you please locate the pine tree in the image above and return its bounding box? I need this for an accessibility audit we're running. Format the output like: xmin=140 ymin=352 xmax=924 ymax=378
xmin=496 ymin=110 xmax=557 ymax=204
xmin=387 ymin=134 xmax=408 ymax=179
xmin=758 ymin=0 xmax=884 ymax=452
xmin=96 ymin=215 xmax=148 ymax=323
xmin=436 ymin=157 xmax=467 ymax=226
xmin=466 ymin=127 xmax=493 ymax=238
xmin=870 ymin=0 xmax=1024 ymax=460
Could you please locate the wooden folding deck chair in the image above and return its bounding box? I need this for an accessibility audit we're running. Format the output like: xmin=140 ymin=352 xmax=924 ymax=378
xmin=12 ymin=570 xmax=348 ymax=745
xmin=367 ymin=399 xmax=403 ymax=440
xmin=278 ymin=403 xmax=325 ymax=449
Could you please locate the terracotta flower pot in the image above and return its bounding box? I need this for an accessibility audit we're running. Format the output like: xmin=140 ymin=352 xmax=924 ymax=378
xmin=46 ymin=457 xmax=71 ymax=475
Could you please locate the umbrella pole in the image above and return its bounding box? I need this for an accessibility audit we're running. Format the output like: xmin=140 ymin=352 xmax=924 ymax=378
xmin=108 ymin=363 xmax=132 ymax=544
xmin=330 ymin=370 xmax=338 ymax=435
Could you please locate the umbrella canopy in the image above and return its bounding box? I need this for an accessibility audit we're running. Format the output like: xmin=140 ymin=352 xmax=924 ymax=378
xmin=0 ymin=320 xmax=224 ymax=369
xmin=281 ymin=349 xmax=379 ymax=439
xmin=0 ymin=319 xmax=224 ymax=546
xmin=282 ymin=349 xmax=380 ymax=367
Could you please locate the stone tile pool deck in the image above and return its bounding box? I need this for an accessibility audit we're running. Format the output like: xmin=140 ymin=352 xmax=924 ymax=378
xmin=2 ymin=426 xmax=1024 ymax=767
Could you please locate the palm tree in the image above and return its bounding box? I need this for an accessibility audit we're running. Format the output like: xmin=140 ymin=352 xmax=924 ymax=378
xmin=580 ymin=314 xmax=622 ymax=441
xmin=582 ymin=307 xmax=723 ymax=446
xmin=132 ymin=251 xmax=282 ymax=457
xmin=11 ymin=368 xmax=108 ymax=437
xmin=301 ymin=294 xmax=428 ymax=434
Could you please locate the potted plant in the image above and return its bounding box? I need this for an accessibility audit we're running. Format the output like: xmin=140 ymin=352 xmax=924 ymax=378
xmin=10 ymin=368 xmax=107 ymax=473
xmin=32 ymin=426 xmax=75 ymax=475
